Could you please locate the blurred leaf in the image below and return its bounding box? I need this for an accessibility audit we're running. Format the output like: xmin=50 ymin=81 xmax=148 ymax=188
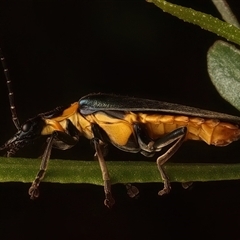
xmin=207 ymin=40 xmax=240 ymax=110
xmin=212 ymin=0 xmax=240 ymax=28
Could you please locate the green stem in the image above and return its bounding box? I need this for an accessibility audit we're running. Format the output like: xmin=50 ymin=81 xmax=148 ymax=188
xmin=1 ymin=157 xmax=240 ymax=185
xmin=148 ymin=0 xmax=240 ymax=46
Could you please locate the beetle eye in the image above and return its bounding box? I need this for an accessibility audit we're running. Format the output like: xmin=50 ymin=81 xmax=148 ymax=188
xmin=22 ymin=122 xmax=31 ymax=132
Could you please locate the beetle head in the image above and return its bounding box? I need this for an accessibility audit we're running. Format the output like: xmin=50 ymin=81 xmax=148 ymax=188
xmin=0 ymin=116 xmax=45 ymax=156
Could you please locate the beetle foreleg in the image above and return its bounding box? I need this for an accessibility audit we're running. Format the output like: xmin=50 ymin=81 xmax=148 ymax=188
xmin=155 ymin=127 xmax=187 ymax=196
xmin=29 ymin=134 xmax=54 ymax=199
xmin=29 ymin=125 xmax=80 ymax=200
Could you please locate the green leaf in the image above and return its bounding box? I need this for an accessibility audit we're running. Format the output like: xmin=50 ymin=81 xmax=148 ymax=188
xmin=212 ymin=0 xmax=240 ymax=28
xmin=207 ymin=40 xmax=240 ymax=110
xmin=148 ymin=0 xmax=240 ymax=46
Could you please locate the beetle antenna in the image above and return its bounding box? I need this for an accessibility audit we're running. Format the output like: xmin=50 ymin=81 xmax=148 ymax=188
xmin=0 ymin=49 xmax=20 ymax=130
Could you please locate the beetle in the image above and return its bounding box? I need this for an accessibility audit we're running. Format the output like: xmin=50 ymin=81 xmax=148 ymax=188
xmin=1 ymin=49 xmax=240 ymax=208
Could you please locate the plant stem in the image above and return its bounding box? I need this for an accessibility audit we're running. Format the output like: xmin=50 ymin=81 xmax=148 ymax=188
xmin=1 ymin=157 xmax=240 ymax=185
xmin=148 ymin=0 xmax=240 ymax=46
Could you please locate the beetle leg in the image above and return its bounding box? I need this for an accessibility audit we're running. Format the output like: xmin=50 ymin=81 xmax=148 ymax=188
xmin=134 ymin=124 xmax=186 ymax=154
xmin=133 ymin=124 xmax=155 ymax=157
xmin=91 ymin=124 xmax=115 ymax=208
xmin=93 ymin=139 xmax=115 ymax=208
xmin=134 ymin=125 xmax=187 ymax=195
xmin=181 ymin=182 xmax=193 ymax=190
xmin=29 ymin=125 xmax=79 ymax=199
xmin=155 ymin=127 xmax=187 ymax=196
xmin=125 ymin=183 xmax=139 ymax=198
xmin=135 ymin=125 xmax=187 ymax=195
xmin=29 ymin=134 xmax=54 ymax=199
xmin=94 ymin=141 xmax=108 ymax=159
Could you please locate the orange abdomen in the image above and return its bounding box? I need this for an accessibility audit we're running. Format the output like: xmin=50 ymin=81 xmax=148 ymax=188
xmin=138 ymin=113 xmax=240 ymax=146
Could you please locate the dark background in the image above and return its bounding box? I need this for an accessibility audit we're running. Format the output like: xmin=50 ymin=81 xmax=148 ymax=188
xmin=1 ymin=0 xmax=240 ymax=239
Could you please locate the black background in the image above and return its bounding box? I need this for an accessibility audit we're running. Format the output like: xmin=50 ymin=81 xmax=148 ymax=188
xmin=1 ymin=0 xmax=240 ymax=239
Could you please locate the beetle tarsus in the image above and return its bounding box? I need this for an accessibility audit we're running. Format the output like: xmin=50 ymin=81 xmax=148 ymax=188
xmin=104 ymin=198 xmax=115 ymax=209
xmin=104 ymin=193 xmax=115 ymax=209
xmin=181 ymin=182 xmax=193 ymax=190
xmin=28 ymin=184 xmax=40 ymax=200
xmin=158 ymin=178 xmax=171 ymax=196
xmin=103 ymin=179 xmax=115 ymax=208
xmin=157 ymin=164 xmax=172 ymax=196
xmin=126 ymin=183 xmax=139 ymax=198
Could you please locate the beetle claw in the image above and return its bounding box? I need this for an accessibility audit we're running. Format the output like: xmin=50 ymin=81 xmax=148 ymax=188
xmin=28 ymin=184 xmax=40 ymax=200
xmin=126 ymin=183 xmax=139 ymax=198
xmin=181 ymin=181 xmax=193 ymax=190
xmin=104 ymin=193 xmax=115 ymax=209
xmin=158 ymin=181 xmax=171 ymax=196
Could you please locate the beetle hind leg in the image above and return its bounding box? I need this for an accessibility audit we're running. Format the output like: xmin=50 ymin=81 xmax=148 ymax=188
xmin=134 ymin=124 xmax=187 ymax=195
xmin=155 ymin=127 xmax=187 ymax=195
